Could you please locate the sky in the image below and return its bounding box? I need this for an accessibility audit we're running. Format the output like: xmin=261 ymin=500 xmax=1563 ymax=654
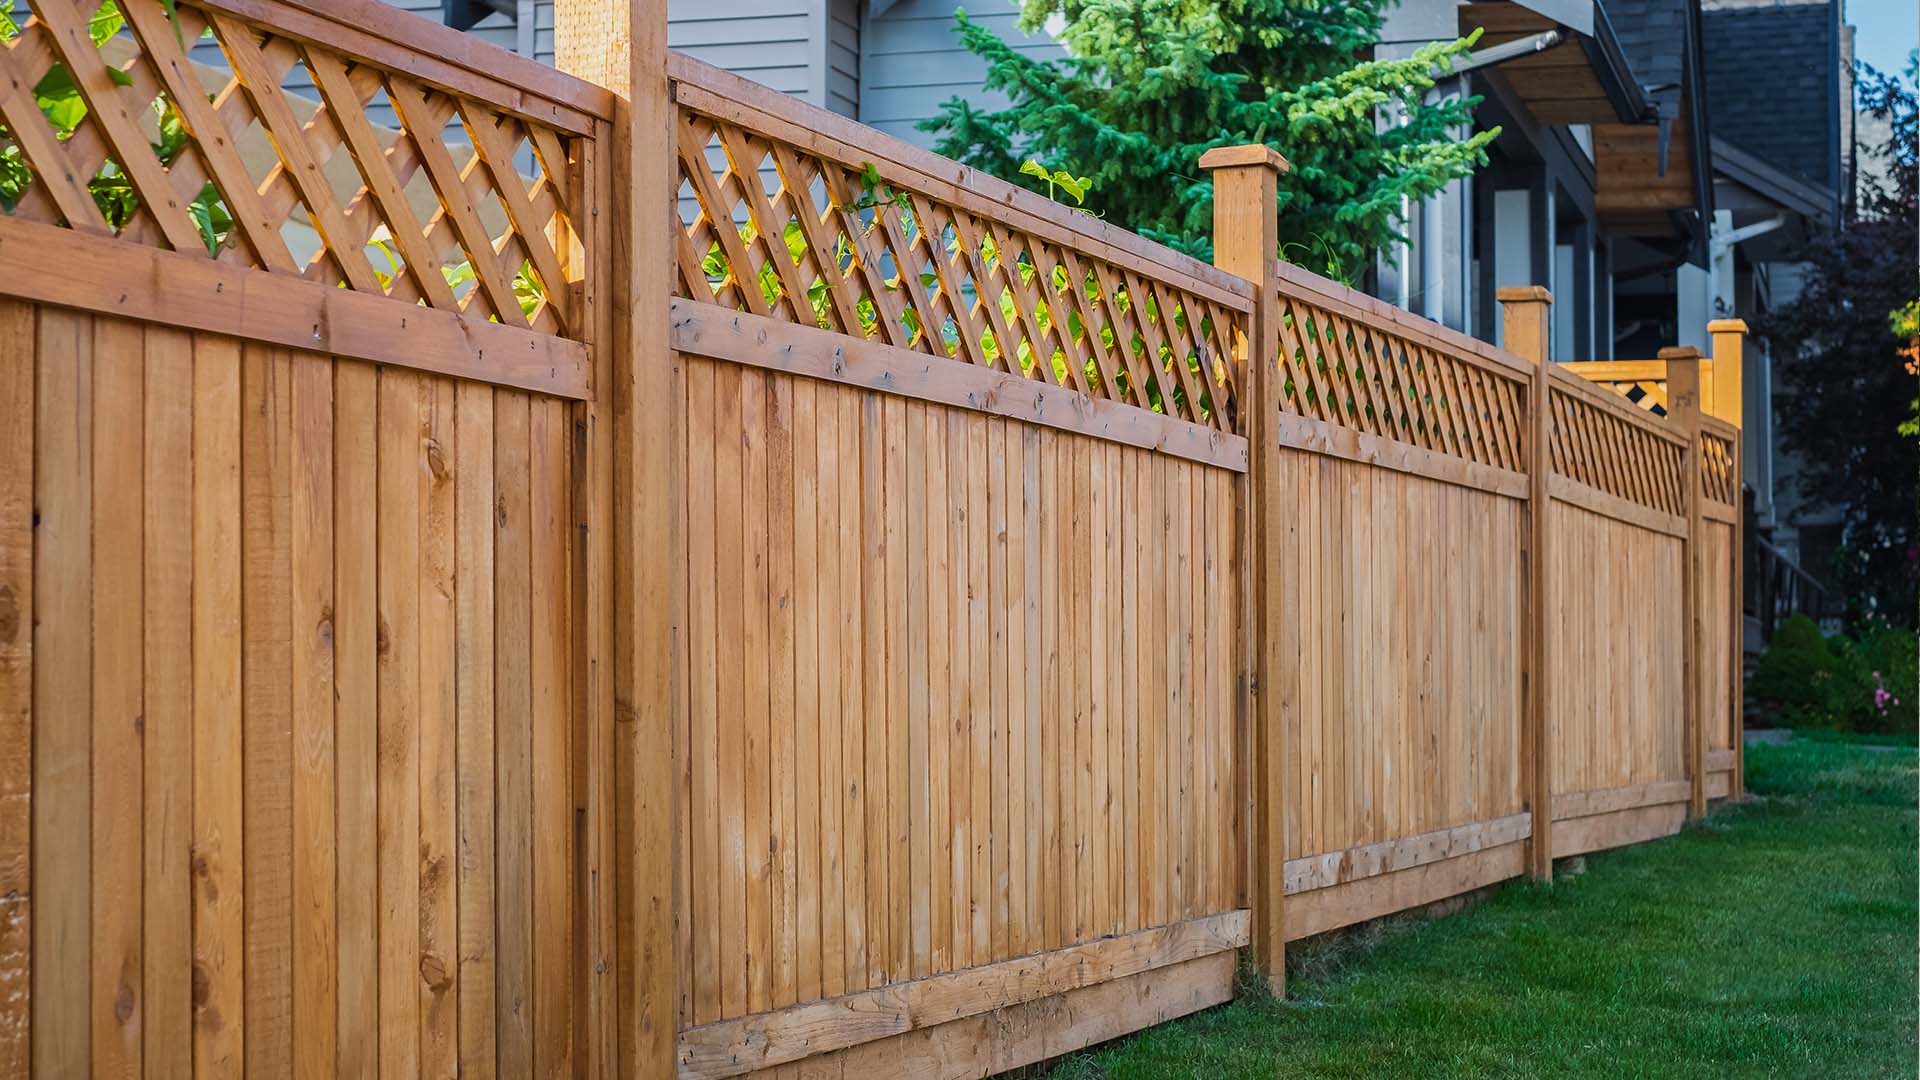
xmin=1846 ymin=0 xmax=1919 ymax=84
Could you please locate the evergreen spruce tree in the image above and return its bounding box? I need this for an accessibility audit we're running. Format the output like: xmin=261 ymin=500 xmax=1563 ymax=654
xmin=922 ymin=0 xmax=1497 ymax=274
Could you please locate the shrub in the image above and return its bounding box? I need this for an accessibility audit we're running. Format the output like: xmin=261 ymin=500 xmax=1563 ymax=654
xmin=1852 ymin=616 xmax=1918 ymax=734
xmin=1749 ymin=614 xmax=1918 ymax=734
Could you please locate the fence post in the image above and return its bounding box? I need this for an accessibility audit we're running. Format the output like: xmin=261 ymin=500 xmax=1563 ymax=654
xmin=555 ymin=2 xmax=682 ymax=1076
xmin=1199 ymin=144 xmax=1289 ymax=991
xmin=1498 ymin=286 xmax=1554 ymax=882
xmin=1664 ymin=347 xmax=1707 ymax=819
xmin=1709 ymin=320 xmax=1748 ymax=797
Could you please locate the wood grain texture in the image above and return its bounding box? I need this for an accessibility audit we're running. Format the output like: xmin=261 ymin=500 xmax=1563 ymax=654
xmin=677 ymin=354 xmax=1242 ymax=1027
xmin=8 ymin=305 xmax=578 ymax=1077
xmin=1276 ymin=449 xmax=1527 ymax=865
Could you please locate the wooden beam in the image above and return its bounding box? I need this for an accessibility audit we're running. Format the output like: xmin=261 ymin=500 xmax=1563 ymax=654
xmin=1712 ymin=317 xmax=1748 ymax=798
xmin=1272 ymin=411 xmax=1530 ymax=499
xmin=1552 ymin=802 xmax=1686 ymax=859
xmin=1499 ymin=286 xmax=1554 ymax=882
xmin=668 ymin=300 xmax=1249 ymax=472
xmin=786 ymin=952 xmax=1237 ymax=1077
xmin=1664 ymin=347 xmax=1707 ymax=820
xmin=555 ymin=3 xmax=680 ymax=1078
xmin=1284 ymin=814 xmax=1533 ymax=895
xmin=0 ymin=214 xmax=588 ymax=397
xmin=1200 ymin=144 xmax=1288 ymax=991
xmin=1286 ymin=843 xmax=1528 ymax=941
xmin=676 ymin=911 xmax=1249 ymax=1077
xmin=191 ymin=0 xmax=612 ymax=133
xmin=1548 ymin=474 xmax=1688 ymax=538
xmin=1550 ymin=780 xmax=1692 ymax=822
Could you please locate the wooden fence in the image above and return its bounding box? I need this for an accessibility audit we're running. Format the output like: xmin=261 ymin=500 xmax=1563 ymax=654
xmin=0 ymin=0 xmax=1744 ymax=1076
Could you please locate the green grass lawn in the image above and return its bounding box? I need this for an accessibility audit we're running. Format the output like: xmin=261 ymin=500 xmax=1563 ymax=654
xmin=1051 ymin=736 xmax=1918 ymax=1079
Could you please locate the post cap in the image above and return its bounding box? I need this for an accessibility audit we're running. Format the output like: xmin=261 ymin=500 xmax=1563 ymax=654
xmin=1198 ymin=144 xmax=1292 ymax=174
xmin=1656 ymin=346 xmax=1703 ymax=361
xmin=1495 ymin=285 xmax=1552 ymax=304
xmin=1706 ymin=318 xmax=1749 ymax=334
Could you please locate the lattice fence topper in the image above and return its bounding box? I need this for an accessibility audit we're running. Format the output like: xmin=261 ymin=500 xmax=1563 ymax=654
xmin=1548 ymin=376 xmax=1687 ymax=517
xmin=0 ymin=0 xmax=581 ymax=335
xmin=1269 ymin=284 xmax=1531 ymax=473
xmin=670 ymin=106 xmax=1244 ymax=434
xmin=1561 ymin=362 xmax=1670 ymax=415
xmin=1699 ymin=427 xmax=1737 ymax=507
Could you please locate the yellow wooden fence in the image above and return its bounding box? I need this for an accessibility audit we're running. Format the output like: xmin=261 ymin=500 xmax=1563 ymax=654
xmin=0 ymin=0 xmax=1743 ymax=1076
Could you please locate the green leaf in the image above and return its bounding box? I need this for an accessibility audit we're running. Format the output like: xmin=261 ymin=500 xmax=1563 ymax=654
xmin=88 ymin=1 xmax=125 ymax=45
xmin=35 ymin=64 xmax=86 ymax=135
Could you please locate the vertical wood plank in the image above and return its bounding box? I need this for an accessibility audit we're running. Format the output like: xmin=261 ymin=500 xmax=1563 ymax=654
xmin=376 ymin=368 xmax=422 ymax=1080
xmin=493 ymin=391 xmax=534 ymax=1073
xmin=742 ymin=371 xmax=773 ymax=1011
xmin=455 ymin=382 xmax=498 ymax=1078
xmin=530 ymin=396 xmax=573 ymax=1075
xmin=837 ymin=389 xmax=866 ymax=995
xmin=988 ymin=421 xmax=1011 ymax=956
xmin=814 ymin=387 xmax=847 ymax=1001
xmin=419 ymin=376 xmax=460 ymax=1080
xmin=944 ymin=409 xmax=971 ymax=970
xmin=765 ymin=376 xmax=799 ymax=1006
xmin=0 ymin=300 xmax=31 ymax=1078
xmin=858 ymin=394 xmax=887 ymax=991
xmin=964 ymin=416 xmax=989 ymax=959
xmin=93 ymin=316 xmax=144 ymax=1079
xmin=885 ymin=397 xmax=911 ymax=983
xmin=143 ymin=325 xmax=194 ymax=1078
xmin=242 ymin=344 xmax=295 ymax=1077
xmin=333 ymin=359 xmax=380 ymax=1080
xmin=712 ymin=364 xmax=748 ymax=1017
xmin=791 ymin=381 xmax=823 ymax=1005
xmin=685 ymin=360 xmax=721 ymax=1025
xmin=904 ymin=402 xmax=931 ymax=982
xmin=190 ymin=333 xmax=243 ymax=1079
xmin=925 ymin=402 xmax=952 ymax=978
xmin=290 ymin=348 xmax=337 ymax=1080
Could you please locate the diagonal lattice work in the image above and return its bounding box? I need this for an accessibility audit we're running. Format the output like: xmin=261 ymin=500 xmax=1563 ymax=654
xmin=1559 ymin=361 xmax=1669 ymax=415
xmin=669 ymin=101 xmax=1246 ymax=434
xmin=1266 ymin=272 xmax=1532 ymax=474
xmin=1547 ymin=367 xmax=1687 ymax=517
xmin=1698 ymin=424 xmax=1737 ymax=507
xmin=0 ymin=0 xmax=584 ymax=336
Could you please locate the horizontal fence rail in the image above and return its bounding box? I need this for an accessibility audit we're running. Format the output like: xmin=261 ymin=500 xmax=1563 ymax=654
xmin=0 ymin=3 xmax=1748 ymax=1076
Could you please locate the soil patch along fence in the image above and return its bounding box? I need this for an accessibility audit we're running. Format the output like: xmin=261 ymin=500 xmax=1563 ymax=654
xmin=0 ymin=0 xmax=1742 ymax=1075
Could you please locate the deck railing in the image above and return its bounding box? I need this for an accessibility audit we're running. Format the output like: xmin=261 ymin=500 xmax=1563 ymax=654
xmin=0 ymin=2 xmax=1747 ymax=1076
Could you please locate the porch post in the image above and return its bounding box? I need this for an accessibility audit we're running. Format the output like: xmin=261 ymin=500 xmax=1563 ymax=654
xmin=1200 ymin=144 xmax=1290 ymax=991
xmin=1498 ymin=286 xmax=1554 ymax=881
xmin=555 ymin=2 xmax=682 ymax=1076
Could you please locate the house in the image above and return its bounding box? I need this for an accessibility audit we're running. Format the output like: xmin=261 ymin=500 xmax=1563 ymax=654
xmin=1698 ymin=0 xmax=1853 ymax=636
xmin=417 ymin=0 xmax=1715 ymax=361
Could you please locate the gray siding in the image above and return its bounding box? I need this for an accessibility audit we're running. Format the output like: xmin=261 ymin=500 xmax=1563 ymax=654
xmin=827 ymin=0 xmax=861 ymax=117
xmin=860 ymin=0 xmax=1063 ymax=147
xmin=665 ymin=0 xmax=815 ymax=100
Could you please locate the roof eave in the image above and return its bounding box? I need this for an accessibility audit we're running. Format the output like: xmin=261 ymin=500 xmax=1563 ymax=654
xmin=1577 ymin=2 xmax=1652 ymax=124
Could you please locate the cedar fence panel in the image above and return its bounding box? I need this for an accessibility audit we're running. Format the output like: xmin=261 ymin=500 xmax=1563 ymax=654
xmin=0 ymin=1 xmax=1749 ymax=1076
